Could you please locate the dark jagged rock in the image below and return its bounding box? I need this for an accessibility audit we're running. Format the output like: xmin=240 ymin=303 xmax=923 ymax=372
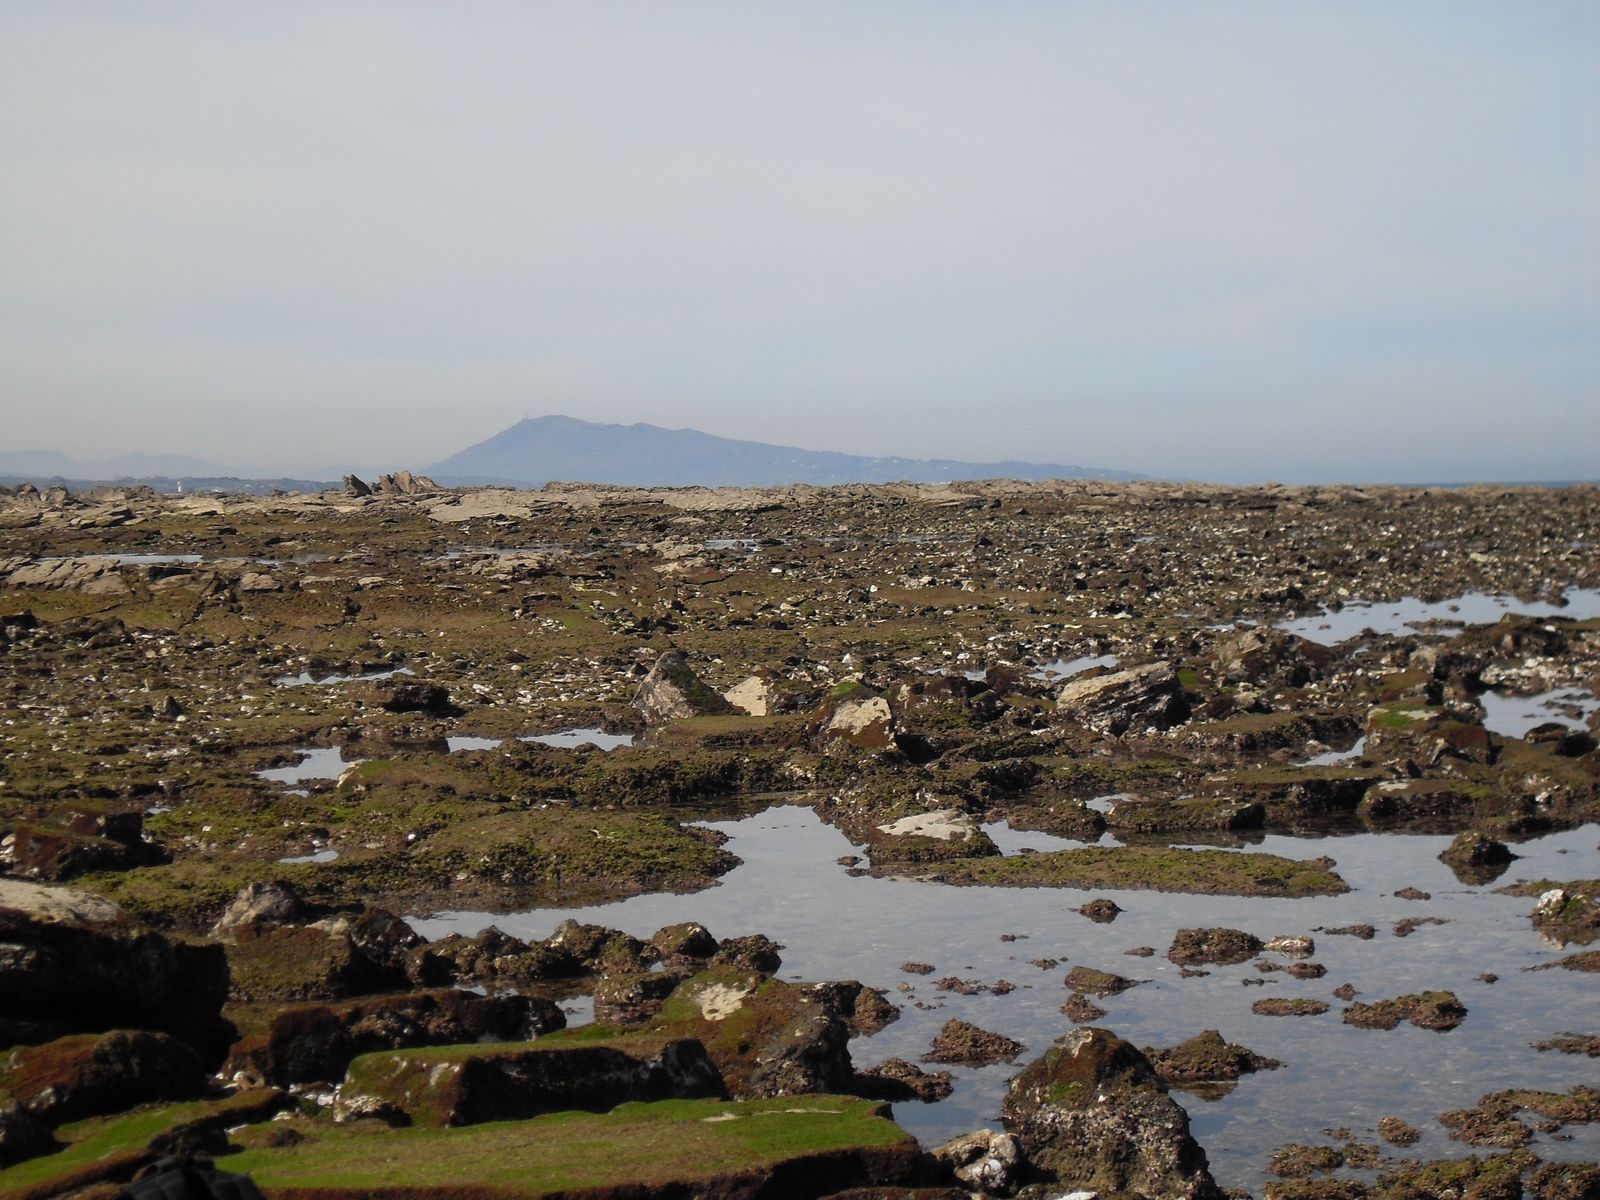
xmin=633 ymin=650 xmax=735 ymax=723
xmin=1002 ymin=1026 xmax=1221 ymax=1199
xmin=0 ymin=1030 xmax=206 ymax=1128
xmin=1061 ymin=994 xmax=1107 ymax=1023
xmin=1056 ymin=662 xmax=1190 ymax=736
xmin=0 ymin=882 xmax=233 ymax=1066
xmin=1077 ymin=897 xmax=1123 ymax=923
xmin=226 ymin=988 xmax=564 ymax=1086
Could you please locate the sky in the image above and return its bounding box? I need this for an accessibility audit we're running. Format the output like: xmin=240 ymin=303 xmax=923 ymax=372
xmin=1 ymin=1 xmax=1595 ymax=484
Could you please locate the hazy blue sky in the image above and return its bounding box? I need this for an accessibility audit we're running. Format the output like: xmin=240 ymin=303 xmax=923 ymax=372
xmin=2 ymin=2 xmax=1595 ymax=482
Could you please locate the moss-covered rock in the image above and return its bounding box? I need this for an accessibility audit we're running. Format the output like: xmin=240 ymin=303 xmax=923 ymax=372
xmin=225 ymin=988 xmax=565 ymax=1086
xmin=1001 ymin=1027 xmax=1221 ymax=1200
xmin=908 ymin=845 xmax=1349 ymax=897
xmin=338 ymin=1034 xmax=727 ymax=1127
xmin=1341 ymin=991 xmax=1466 ymax=1032
xmin=1167 ymin=927 xmax=1264 ymax=965
xmin=0 ymin=1031 xmax=205 ymax=1130
xmin=1144 ymin=1030 xmax=1281 ymax=1097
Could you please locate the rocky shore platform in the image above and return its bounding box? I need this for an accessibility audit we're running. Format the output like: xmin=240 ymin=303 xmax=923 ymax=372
xmin=1 ymin=478 xmax=1596 ymax=1198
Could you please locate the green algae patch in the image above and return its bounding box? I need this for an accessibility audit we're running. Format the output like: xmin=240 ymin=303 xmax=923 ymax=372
xmin=0 ymin=1090 xmax=286 ymax=1200
xmin=226 ymin=1096 xmax=915 ymax=1197
xmin=908 ymin=845 xmax=1349 ymax=897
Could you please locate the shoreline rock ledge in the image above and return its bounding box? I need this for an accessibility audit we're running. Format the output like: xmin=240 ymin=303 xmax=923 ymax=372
xmin=1001 ymin=1026 xmax=1222 ymax=1200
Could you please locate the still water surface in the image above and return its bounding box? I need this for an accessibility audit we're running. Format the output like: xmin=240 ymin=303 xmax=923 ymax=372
xmin=414 ymin=805 xmax=1599 ymax=1190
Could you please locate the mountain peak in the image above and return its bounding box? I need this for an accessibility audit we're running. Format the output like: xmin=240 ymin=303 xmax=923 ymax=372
xmin=427 ymin=416 xmax=1141 ymax=488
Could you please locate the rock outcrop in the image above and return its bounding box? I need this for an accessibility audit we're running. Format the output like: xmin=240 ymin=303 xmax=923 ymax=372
xmin=1056 ymin=662 xmax=1189 ymax=736
xmin=0 ymin=881 xmax=232 ymax=1065
xmin=633 ymin=650 xmax=735 ymax=723
xmin=1002 ymin=1027 xmax=1221 ymax=1199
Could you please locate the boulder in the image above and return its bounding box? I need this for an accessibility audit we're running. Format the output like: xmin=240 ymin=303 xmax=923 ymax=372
xmin=0 ymin=881 xmax=232 ymax=1065
xmin=931 ymin=1129 xmax=1024 ymax=1196
xmin=1167 ymin=927 xmax=1264 ymax=966
xmin=653 ymin=970 xmax=854 ymax=1098
xmin=226 ymin=988 xmax=565 ymax=1086
xmin=1056 ymin=662 xmax=1189 ymax=736
xmin=1064 ymin=965 xmax=1141 ymax=997
xmin=724 ymin=675 xmax=774 ymax=715
xmin=1439 ymin=831 xmax=1517 ymax=886
xmin=1144 ymin=1030 xmax=1281 ymax=1095
xmin=1002 ymin=1027 xmax=1221 ymax=1200
xmin=210 ymin=881 xmax=313 ymax=941
xmin=810 ymin=684 xmax=897 ymax=751
xmin=366 ymin=679 xmax=461 ymax=716
xmin=632 ymin=651 xmax=734 ymax=723
xmin=1213 ymin=626 xmax=1327 ymax=688
xmin=0 ymin=1030 xmax=206 ymax=1127
xmin=922 ymin=1019 xmax=1024 ymax=1066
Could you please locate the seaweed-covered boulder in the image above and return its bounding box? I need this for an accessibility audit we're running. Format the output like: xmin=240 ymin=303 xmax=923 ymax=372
xmin=1439 ymin=832 xmax=1517 ymax=885
xmin=633 ymin=651 xmax=734 ymax=723
xmin=649 ymin=970 xmax=854 ymax=1098
xmin=1002 ymin=1027 xmax=1221 ymax=1200
xmin=1144 ymin=1030 xmax=1281 ymax=1097
xmin=593 ymin=969 xmax=692 ymax=1026
xmin=0 ymin=1030 xmax=206 ymax=1127
xmin=1167 ymin=927 xmax=1264 ymax=966
xmin=1056 ymin=662 xmax=1189 ymax=736
xmin=0 ymin=881 xmax=232 ymax=1065
xmin=225 ymin=920 xmax=409 ymax=1002
xmin=336 ymin=1035 xmax=725 ymax=1126
xmin=922 ymin=1019 xmax=1025 ymax=1066
xmin=1342 ymin=991 xmax=1467 ymax=1032
xmin=649 ymin=921 xmax=720 ymax=965
xmin=226 ymin=988 xmax=564 ymax=1086
xmin=1064 ymin=965 xmax=1141 ymax=997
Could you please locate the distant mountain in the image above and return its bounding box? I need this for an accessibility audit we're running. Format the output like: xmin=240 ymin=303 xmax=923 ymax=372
xmin=428 ymin=416 xmax=1143 ymax=488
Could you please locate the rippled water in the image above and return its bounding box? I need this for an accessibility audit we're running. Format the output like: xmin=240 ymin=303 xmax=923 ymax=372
xmin=413 ymin=805 xmax=1600 ymax=1190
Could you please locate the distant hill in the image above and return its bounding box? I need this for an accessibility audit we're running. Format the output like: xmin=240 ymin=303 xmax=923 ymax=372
xmin=0 ymin=449 xmax=248 ymax=479
xmin=428 ymin=416 xmax=1143 ymax=487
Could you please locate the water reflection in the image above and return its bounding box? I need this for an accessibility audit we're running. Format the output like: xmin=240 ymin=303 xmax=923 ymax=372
xmin=413 ymin=806 xmax=1600 ymax=1190
xmin=1279 ymin=588 xmax=1600 ymax=645
xmin=520 ymin=728 xmax=637 ymax=751
xmin=255 ymin=746 xmax=364 ymax=784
